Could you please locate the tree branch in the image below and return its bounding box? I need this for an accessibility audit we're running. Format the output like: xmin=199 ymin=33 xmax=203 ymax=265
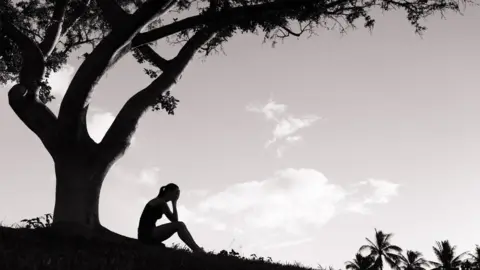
xmin=60 ymin=36 xmax=99 ymax=53
xmin=99 ymin=28 xmax=215 ymax=161
xmin=135 ymin=44 xmax=170 ymax=71
xmin=0 ymin=16 xmax=58 ymax=154
xmin=97 ymin=0 xmax=130 ymax=28
xmin=280 ymin=26 xmax=302 ymax=37
xmin=57 ymin=0 xmax=178 ymax=140
xmin=101 ymin=0 xmax=171 ymax=71
xmin=8 ymin=85 xmax=58 ymax=154
xmin=61 ymin=0 xmax=92 ymax=35
xmin=1 ymin=16 xmax=44 ymax=94
xmin=39 ymin=0 xmax=69 ymax=57
xmin=132 ymin=0 xmax=177 ymax=26
xmin=131 ymin=0 xmax=309 ymax=47
xmin=131 ymin=13 xmax=203 ymax=48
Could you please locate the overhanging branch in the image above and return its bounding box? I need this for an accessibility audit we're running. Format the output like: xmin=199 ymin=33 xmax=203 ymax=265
xmin=8 ymin=85 xmax=58 ymax=154
xmin=98 ymin=28 xmax=215 ymax=161
xmin=131 ymin=13 xmax=204 ymax=48
xmin=57 ymin=0 xmax=177 ymax=139
xmin=131 ymin=0 xmax=177 ymax=27
xmin=39 ymin=0 xmax=92 ymax=58
xmin=39 ymin=0 xmax=69 ymax=57
xmin=100 ymin=0 xmax=172 ymax=72
xmin=61 ymin=0 xmax=92 ymax=35
xmin=135 ymin=45 xmax=170 ymax=71
xmin=131 ymin=0 xmax=312 ymax=47
xmin=97 ymin=0 xmax=130 ymax=28
xmin=0 ymin=16 xmax=44 ymax=92
xmin=0 ymin=16 xmax=58 ymax=154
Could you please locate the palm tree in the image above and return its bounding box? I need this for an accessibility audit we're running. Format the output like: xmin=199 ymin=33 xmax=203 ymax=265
xmin=429 ymin=240 xmax=466 ymax=270
xmin=397 ymin=250 xmax=430 ymax=270
xmin=346 ymin=253 xmax=376 ymax=270
xmin=468 ymin=245 xmax=480 ymax=269
xmin=359 ymin=228 xmax=403 ymax=270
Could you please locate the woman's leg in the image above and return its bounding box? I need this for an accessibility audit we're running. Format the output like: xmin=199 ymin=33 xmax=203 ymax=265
xmin=152 ymin=221 xmax=203 ymax=252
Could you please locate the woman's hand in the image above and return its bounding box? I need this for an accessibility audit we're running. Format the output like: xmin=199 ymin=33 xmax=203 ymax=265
xmin=173 ymin=190 xmax=180 ymax=203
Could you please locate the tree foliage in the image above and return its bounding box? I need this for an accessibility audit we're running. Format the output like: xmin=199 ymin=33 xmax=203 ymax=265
xmin=397 ymin=250 xmax=430 ymax=270
xmin=346 ymin=253 xmax=377 ymax=270
xmin=429 ymin=240 xmax=467 ymax=270
xmin=1 ymin=0 xmax=467 ymax=111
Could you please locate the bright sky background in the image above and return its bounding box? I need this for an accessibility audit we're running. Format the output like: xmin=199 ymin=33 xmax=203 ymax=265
xmin=1 ymin=6 xmax=480 ymax=270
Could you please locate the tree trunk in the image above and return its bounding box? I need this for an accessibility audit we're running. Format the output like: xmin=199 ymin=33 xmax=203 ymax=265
xmin=49 ymin=144 xmax=138 ymax=244
xmin=51 ymin=153 xmax=107 ymax=239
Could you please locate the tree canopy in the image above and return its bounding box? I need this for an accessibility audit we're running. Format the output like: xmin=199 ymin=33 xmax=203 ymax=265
xmin=1 ymin=0 xmax=466 ymax=108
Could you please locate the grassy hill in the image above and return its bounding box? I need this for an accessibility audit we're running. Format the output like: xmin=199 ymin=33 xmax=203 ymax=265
xmin=0 ymin=221 xmax=316 ymax=270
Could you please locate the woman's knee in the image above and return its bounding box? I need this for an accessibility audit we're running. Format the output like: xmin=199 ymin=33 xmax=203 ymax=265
xmin=173 ymin=221 xmax=186 ymax=229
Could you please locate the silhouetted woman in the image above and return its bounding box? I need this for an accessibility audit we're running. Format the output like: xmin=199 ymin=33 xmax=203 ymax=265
xmin=137 ymin=183 xmax=204 ymax=252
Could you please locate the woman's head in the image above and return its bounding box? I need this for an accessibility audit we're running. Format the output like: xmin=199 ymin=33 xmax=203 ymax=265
xmin=158 ymin=183 xmax=180 ymax=201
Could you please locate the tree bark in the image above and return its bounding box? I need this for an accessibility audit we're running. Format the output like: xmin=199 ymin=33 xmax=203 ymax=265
xmin=51 ymin=146 xmax=109 ymax=238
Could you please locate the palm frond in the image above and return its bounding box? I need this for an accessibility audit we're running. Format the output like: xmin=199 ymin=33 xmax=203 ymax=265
xmin=383 ymin=233 xmax=394 ymax=246
xmin=386 ymin=245 xmax=403 ymax=253
xmin=366 ymin=238 xmax=379 ymax=250
xmin=429 ymin=261 xmax=442 ymax=267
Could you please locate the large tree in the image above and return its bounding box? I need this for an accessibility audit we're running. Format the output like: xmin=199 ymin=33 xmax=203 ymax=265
xmin=0 ymin=0 xmax=469 ymax=239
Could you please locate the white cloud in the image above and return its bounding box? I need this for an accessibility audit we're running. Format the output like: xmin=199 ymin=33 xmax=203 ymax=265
xmin=345 ymin=178 xmax=400 ymax=214
xmin=247 ymin=99 xmax=321 ymax=157
xmin=197 ymin=168 xmax=347 ymax=234
xmin=246 ymin=99 xmax=286 ymax=121
xmin=272 ymin=115 xmax=319 ymax=139
xmin=47 ymin=64 xmax=75 ymax=98
xmin=177 ymin=204 xmax=227 ymax=231
xmin=363 ymin=179 xmax=400 ymax=204
xmin=286 ymin=136 xmax=302 ymax=143
xmin=138 ymin=167 xmax=161 ymax=186
xmin=177 ymin=170 xmax=401 ymax=243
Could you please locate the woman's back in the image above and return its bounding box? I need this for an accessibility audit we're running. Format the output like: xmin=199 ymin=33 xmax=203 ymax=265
xmin=138 ymin=199 xmax=164 ymax=234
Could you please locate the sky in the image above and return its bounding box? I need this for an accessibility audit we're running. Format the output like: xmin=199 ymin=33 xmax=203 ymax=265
xmin=1 ymin=6 xmax=480 ymax=270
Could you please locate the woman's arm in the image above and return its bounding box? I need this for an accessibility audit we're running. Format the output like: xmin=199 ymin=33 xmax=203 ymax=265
xmin=172 ymin=201 xmax=179 ymax=222
xmin=160 ymin=201 xmax=178 ymax=222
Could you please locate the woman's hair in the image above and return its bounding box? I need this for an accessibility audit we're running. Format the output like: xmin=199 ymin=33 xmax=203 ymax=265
xmin=158 ymin=183 xmax=179 ymax=197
